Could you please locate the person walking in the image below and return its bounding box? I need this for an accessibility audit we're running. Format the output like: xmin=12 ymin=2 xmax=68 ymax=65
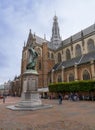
xmin=58 ymin=93 xmax=63 ymax=104
xmin=3 ymin=93 xmax=6 ymax=103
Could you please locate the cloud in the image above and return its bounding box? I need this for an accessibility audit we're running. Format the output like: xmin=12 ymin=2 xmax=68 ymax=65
xmin=0 ymin=0 xmax=95 ymax=84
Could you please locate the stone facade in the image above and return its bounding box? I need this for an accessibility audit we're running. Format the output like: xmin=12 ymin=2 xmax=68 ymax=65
xmin=10 ymin=76 xmax=21 ymax=96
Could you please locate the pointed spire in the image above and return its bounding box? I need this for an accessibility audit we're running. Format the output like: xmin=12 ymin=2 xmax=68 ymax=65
xmin=53 ymin=14 xmax=58 ymax=21
xmin=30 ymin=29 xmax=31 ymax=33
xmin=43 ymin=34 xmax=47 ymax=43
xmin=51 ymin=15 xmax=61 ymax=49
xmin=33 ymin=32 xmax=36 ymax=42
xmin=27 ymin=29 xmax=33 ymax=46
xmin=44 ymin=34 xmax=46 ymax=40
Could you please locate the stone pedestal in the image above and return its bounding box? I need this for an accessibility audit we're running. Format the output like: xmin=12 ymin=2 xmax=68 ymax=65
xmin=16 ymin=70 xmax=42 ymax=108
xmin=7 ymin=70 xmax=52 ymax=111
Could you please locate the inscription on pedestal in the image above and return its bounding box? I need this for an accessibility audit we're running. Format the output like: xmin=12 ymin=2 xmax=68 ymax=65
xmin=28 ymin=78 xmax=32 ymax=91
xmin=31 ymin=79 xmax=36 ymax=91
xmin=31 ymin=94 xmax=39 ymax=99
xmin=28 ymin=78 xmax=37 ymax=91
xmin=23 ymin=80 xmax=27 ymax=92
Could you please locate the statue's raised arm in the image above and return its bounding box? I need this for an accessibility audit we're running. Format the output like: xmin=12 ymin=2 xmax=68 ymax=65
xmin=26 ymin=45 xmax=38 ymax=70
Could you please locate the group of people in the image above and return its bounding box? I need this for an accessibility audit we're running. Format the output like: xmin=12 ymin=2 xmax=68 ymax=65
xmin=56 ymin=92 xmax=79 ymax=104
xmin=69 ymin=92 xmax=79 ymax=101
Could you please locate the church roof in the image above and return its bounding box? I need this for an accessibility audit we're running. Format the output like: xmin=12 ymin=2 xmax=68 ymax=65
xmin=27 ymin=23 xmax=95 ymax=50
xmin=52 ymin=51 xmax=95 ymax=71
xmin=35 ymin=35 xmax=49 ymax=45
xmin=61 ymin=24 xmax=95 ymax=48
xmin=47 ymin=24 xmax=95 ymax=50
xmin=35 ymin=35 xmax=56 ymax=50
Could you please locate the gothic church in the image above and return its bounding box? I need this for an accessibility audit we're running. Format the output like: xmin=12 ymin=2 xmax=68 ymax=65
xmin=21 ymin=15 xmax=95 ymax=94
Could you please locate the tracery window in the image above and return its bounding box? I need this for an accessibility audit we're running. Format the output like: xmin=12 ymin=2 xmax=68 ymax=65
xmin=69 ymin=73 xmax=74 ymax=82
xmin=66 ymin=49 xmax=71 ymax=60
xmin=50 ymin=78 xmax=52 ymax=83
xmin=58 ymin=53 xmax=62 ymax=62
xmin=75 ymin=44 xmax=82 ymax=57
xmin=83 ymin=70 xmax=90 ymax=80
xmin=87 ymin=39 xmax=95 ymax=52
xmin=58 ymin=75 xmax=62 ymax=82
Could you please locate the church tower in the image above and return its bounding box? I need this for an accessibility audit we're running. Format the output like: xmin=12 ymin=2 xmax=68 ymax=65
xmin=51 ymin=15 xmax=61 ymax=49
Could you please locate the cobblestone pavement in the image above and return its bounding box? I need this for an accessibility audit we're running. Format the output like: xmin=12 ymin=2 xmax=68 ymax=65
xmin=0 ymin=97 xmax=95 ymax=130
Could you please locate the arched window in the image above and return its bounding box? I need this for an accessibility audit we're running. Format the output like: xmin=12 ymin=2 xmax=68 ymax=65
xmin=37 ymin=48 xmax=41 ymax=56
xmin=87 ymin=39 xmax=95 ymax=52
xmin=51 ymin=53 xmax=54 ymax=59
xmin=66 ymin=49 xmax=71 ymax=60
xmin=75 ymin=44 xmax=82 ymax=57
xmin=58 ymin=53 xmax=62 ymax=62
xmin=48 ymin=52 xmax=50 ymax=58
xmin=58 ymin=75 xmax=62 ymax=82
xmin=69 ymin=73 xmax=74 ymax=82
xmin=50 ymin=78 xmax=51 ymax=83
xmin=83 ymin=70 xmax=90 ymax=80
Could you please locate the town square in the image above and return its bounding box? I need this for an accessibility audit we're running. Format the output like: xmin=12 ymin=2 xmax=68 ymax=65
xmin=0 ymin=0 xmax=95 ymax=129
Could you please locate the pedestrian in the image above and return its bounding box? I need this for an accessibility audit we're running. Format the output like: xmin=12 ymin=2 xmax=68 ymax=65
xmin=3 ymin=95 xmax=5 ymax=103
xmin=58 ymin=93 xmax=63 ymax=104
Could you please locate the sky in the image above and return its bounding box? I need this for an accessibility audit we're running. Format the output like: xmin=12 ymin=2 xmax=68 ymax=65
xmin=0 ymin=0 xmax=95 ymax=84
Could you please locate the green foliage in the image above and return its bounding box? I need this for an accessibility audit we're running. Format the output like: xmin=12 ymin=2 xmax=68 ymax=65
xmin=48 ymin=80 xmax=95 ymax=92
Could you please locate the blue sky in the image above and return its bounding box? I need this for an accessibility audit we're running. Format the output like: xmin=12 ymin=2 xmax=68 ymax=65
xmin=0 ymin=0 xmax=95 ymax=84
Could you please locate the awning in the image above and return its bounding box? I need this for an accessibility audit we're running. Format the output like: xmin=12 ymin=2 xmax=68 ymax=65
xmin=38 ymin=87 xmax=49 ymax=92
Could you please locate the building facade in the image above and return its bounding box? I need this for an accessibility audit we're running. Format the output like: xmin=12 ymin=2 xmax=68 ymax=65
xmin=21 ymin=15 xmax=95 ymax=96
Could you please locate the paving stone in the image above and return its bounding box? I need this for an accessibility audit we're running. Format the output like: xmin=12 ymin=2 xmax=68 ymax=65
xmin=0 ymin=97 xmax=95 ymax=130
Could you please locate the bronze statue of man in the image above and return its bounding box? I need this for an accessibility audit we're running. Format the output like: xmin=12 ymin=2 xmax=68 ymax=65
xmin=26 ymin=45 xmax=38 ymax=70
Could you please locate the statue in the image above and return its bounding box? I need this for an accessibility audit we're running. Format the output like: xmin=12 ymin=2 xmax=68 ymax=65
xmin=26 ymin=45 xmax=38 ymax=70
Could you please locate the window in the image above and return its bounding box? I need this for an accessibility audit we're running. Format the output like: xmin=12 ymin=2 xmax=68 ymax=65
xmin=66 ymin=49 xmax=71 ymax=60
xmin=58 ymin=53 xmax=62 ymax=62
xmin=37 ymin=48 xmax=41 ymax=56
xmin=50 ymin=78 xmax=51 ymax=83
xmin=58 ymin=75 xmax=62 ymax=82
xmin=69 ymin=73 xmax=74 ymax=82
xmin=51 ymin=53 xmax=54 ymax=59
xmin=83 ymin=70 xmax=90 ymax=80
xmin=48 ymin=52 xmax=50 ymax=58
xmin=87 ymin=39 xmax=95 ymax=52
xmin=75 ymin=44 xmax=82 ymax=57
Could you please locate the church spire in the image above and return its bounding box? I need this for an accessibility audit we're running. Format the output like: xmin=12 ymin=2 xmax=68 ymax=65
xmin=51 ymin=15 xmax=61 ymax=49
xmin=27 ymin=29 xmax=33 ymax=46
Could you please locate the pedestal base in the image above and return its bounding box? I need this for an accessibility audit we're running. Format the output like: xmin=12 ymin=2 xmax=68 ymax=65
xmin=7 ymin=104 xmax=52 ymax=111
xmin=7 ymin=69 xmax=52 ymax=111
xmin=16 ymin=91 xmax=42 ymax=108
xmin=7 ymin=91 xmax=52 ymax=111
